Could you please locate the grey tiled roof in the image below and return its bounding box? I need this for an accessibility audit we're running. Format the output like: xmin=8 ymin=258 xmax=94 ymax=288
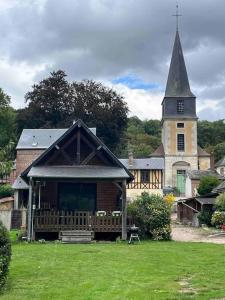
xmin=12 ymin=176 xmax=29 ymax=190
xmin=187 ymin=170 xmax=224 ymax=180
xmin=212 ymin=181 xmax=225 ymax=194
xmin=119 ymin=158 xmax=164 ymax=170
xmin=215 ymin=157 xmax=225 ymax=167
xmin=28 ymin=166 xmax=130 ymax=179
xmin=17 ymin=128 xmax=96 ymax=149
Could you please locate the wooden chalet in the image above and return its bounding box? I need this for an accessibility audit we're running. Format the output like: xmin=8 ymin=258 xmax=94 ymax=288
xmin=19 ymin=120 xmax=133 ymax=241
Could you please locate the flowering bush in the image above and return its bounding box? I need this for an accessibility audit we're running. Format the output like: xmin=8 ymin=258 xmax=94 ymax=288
xmin=211 ymin=211 xmax=225 ymax=227
xmin=214 ymin=192 xmax=225 ymax=212
xmin=127 ymin=192 xmax=171 ymax=240
xmin=164 ymin=193 xmax=175 ymax=206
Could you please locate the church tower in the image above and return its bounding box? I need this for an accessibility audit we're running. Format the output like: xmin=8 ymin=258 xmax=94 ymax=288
xmin=162 ymin=29 xmax=198 ymax=194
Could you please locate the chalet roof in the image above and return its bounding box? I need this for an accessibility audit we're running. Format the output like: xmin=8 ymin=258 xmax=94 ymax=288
xmin=215 ymin=157 xmax=225 ymax=167
xmin=17 ymin=128 xmax=96 ymax=149
xmin=119 ymin=158 xmax=164 ymax=170
xmin=21 ymin=119 xmax=133 ymax=182
xmin=149 ymin=144 xmax=165 ymax=157
xmin=28 ymin=166 xmax=130 ymax=179
xmin=165 ymin=31 xmax=195 ymax=98
xmin=12 ymin=176 xmax=29 ymax=190
xmin=187 ymin=170 xmax=224 ymax=180
xmin=198 ymin=146 xmax=210 ymax=157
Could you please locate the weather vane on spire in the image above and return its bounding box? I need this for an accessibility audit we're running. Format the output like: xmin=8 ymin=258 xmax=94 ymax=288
xmin=172 ymin=3 xmax=182 ymax=31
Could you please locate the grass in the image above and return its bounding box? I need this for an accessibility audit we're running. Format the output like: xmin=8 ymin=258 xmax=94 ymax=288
xmin=1 ymin=241 xmax=225 ymax=300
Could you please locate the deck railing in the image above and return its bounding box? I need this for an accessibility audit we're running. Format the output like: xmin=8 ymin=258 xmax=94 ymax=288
xmin=34 ymin=210 xmax=133 ymax=232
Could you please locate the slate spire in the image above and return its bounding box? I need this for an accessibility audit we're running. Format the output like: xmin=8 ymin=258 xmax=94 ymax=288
xmin=165 ymin=30 xmax=195 ymax=97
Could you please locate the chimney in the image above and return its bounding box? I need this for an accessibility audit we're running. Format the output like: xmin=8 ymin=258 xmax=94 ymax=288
xmin=210 ymin=153 xmax=215 ymax=170
xmin=128 ymin=150 xmax=134 ymax=168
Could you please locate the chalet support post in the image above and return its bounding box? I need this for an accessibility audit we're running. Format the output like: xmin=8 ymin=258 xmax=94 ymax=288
xmin=27 ymin=178 xmax=33 ymax=242
xmin=14 ymin=190 xmax=19 ymax=209
xmin=38 ymin=184 xmax=41 ymax=209
xmin=121 ymin=179 xmax=127 ymax=240
xmin=77 ymin=129 xmax=80 ymax=164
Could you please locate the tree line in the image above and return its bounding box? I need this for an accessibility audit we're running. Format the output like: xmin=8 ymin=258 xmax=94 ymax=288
xmin=0 ymin=70 xmax=225 ymax=176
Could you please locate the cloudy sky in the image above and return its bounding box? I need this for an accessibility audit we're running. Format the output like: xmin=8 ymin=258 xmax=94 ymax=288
xmin=0 ymin=0 xmax=224 ymax=121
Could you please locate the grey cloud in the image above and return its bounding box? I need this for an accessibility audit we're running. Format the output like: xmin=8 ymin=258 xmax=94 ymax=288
xmin=0 ymin=0 xmax=224 ymax=119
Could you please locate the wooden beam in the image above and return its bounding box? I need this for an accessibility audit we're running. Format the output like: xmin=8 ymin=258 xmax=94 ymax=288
xmin=77 ymin=129 xmax=81 ymax=164
xmin=121 ymin=179 xmax=127 ymax=240
xmin=113 ymin=181 xmax=123 ymax=192
xmin=81 ymin=146 xmax=102 ymax=165
xmin=81 ymin=135 xmax=110 ymax=165
xmin=180 ymin=201 xmax=199 ymax=213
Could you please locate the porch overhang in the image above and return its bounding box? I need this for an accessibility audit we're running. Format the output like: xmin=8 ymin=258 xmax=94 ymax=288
xmin=27 ymin=165 xmax=131 ymax=181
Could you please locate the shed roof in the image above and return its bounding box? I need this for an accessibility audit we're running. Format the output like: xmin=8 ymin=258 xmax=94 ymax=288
xmin=178 ymin=195 xmax=216 ymax=206
xmin=187 ymin=170 xmax=224 ymax=180
xmin=12 ymin=176 xmax=29 ymax=190
xmin=119 ymin=158 xmax=164 ymax=170
xmin=28 ymin=166 xmax=130 ymax=179
xmin=215 ymin=157 xmax=225 ymax=167
xmin=17 ymin=128 xmax=96 ymax=149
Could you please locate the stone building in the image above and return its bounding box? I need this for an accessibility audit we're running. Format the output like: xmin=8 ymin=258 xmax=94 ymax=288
xmin=151 ymin=29 xmax=211 ymax=196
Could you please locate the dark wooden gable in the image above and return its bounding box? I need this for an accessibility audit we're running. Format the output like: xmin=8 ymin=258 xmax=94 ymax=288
xmin=39 ymin=125 xmax=113 ymax=167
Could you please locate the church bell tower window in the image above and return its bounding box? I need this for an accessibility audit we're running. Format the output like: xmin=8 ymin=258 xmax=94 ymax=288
xmin=177 ymin=134 xmax=185 ymax=151
xmin=177 ymin=100 xmax=184 ymax=114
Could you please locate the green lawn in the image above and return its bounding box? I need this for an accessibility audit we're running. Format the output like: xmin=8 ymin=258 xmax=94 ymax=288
xmin=1 ymin=241 xmax=225 ymax=300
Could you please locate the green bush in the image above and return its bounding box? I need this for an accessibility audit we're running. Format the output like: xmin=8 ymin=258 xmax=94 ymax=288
xmin=127 ymin=192 xmax=171 ymax=240
xmin=0 ymin=221 xmax=11 ymax=289
xmin=214 ymin=192 xmax=225 ymax=212
xmin=197 ymin=209 xmax=213 ymax=226
xmin=211 ymin=211 xmax=225 ymax=226
xmin=197 ymin=176 xmax=220 ymax=196
xmin=0 ymin=184 xmax=13 ymax=199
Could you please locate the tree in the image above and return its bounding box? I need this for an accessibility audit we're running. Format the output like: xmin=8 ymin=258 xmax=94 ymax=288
xmin=119 ymin=116 xmax=161 ymax=158
xmin=213 ymin=142 xmax=225 ymax=163
xmin=17 ymin=70 xmax=74 ymax=132
xmin=16 ymin=71 xmax=128 ymax=152
xmin=197 ymin=176 xmax=220 ymax=196
xmin=0 ymin=89 xmax=16 ymax=150
xmin=71 ymin=80 xmax=128 ymax=152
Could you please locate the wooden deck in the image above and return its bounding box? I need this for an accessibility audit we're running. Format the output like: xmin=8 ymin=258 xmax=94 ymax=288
xmin=34 ymin=210 xmax=133 ymax=233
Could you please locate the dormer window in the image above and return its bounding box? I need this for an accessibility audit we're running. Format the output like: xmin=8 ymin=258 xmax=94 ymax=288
xmin=177 ymin=100 xmax=184 ymax=114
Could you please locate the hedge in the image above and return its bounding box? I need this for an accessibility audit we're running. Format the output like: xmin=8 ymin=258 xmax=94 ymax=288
xmin=0 ymin=184 xmax=13 ymax=199
xmin=0 ymin=221 xmax=11 ymax=289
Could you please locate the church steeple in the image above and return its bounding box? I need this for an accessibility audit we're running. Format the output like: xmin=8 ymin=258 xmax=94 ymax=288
xmin=165 ymin=30 xmax=195 ymax=97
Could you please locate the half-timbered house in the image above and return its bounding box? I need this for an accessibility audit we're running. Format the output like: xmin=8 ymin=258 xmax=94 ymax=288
xmin=14 ymin=120 xmax=133 ymax=241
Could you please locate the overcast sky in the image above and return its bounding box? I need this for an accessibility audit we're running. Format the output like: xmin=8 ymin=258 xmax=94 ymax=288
xmin=0 ymin=0 xmax=225 ymax=121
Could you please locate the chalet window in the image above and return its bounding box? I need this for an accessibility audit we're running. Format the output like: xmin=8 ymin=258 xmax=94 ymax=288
xmin=177 ymin=100 xmax=184 ymax=114
xmin=177 ymin=122 xmax=184 ymax=128
xmin=140 ymin=170 xmax=150 ymax=183
xmin=177 ymin=134 xmax=185 ymax=151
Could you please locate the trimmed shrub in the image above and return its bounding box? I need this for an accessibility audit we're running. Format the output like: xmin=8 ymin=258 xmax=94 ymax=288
xmin=214 ymin=192 xmax=225 ymax=212
xmin=0 ymin=221 xmax=11 ymax=289
xmin=197 ymin=209 xmax=213 ymax=226
xmin=211 ymin=211 xmax=225 ymax=227
xmin=127 ymin=192 xmax=171 ymax=240
xmin=0 ymin=184 xmax=13 ymax=199
xmin=197 ymin=176 xmax=220 ymax=196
